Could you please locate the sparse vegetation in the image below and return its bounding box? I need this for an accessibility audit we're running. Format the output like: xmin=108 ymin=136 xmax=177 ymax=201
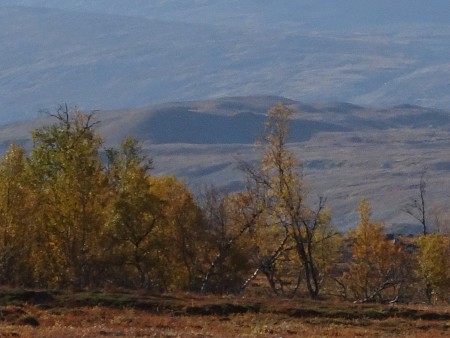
xmin=0 ymin=290 xmax=450 ymax=337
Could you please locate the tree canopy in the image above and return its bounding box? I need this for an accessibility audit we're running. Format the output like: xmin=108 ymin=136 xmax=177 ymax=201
xmin=0 ymin=104 xmax=444 ymax=305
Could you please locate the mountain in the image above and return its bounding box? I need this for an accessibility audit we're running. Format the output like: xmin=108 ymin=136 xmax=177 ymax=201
xmin=1 ymin=1 xmax=450 ymax=122
xmin=2 ymin=95 xmax=450 ymax=233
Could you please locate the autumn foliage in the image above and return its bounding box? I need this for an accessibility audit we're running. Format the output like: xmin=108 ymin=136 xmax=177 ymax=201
xmin=0 ymin=104 xmax=446 ymax=305
xmin=342 ymin=200 xmax=410 ymax=303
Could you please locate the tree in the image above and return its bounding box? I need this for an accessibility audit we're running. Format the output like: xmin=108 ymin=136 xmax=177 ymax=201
xmin=0 ymin=144 xmax=36 ymax=286
xmin=416 ymin=233 xmax=450 ymax=303
xmin=148 ymin=175 xmax=205 ymax=291
xmin=104 ymin=137 xmax=162 ymax=289
xmin=311 ymin=210 xmax=343 ymax=290
xmin=241 ymin=103 xmax=338 ymax=298
xmin=344 ymin=200 xmax=409 ymax=303
xmin=29 ymin=105 xmax=108 ymax=288
xmin=404 ymin=170 xmax=428 ymax=235
xmin=199 ymin=188 xmax=256 ymax=294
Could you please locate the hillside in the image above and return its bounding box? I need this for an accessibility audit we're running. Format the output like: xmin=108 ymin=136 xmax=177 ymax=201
xmin=1 ymin=1 xmax=450 ymax=122
xmin=1 ymin=96 xmax=450 ymax=231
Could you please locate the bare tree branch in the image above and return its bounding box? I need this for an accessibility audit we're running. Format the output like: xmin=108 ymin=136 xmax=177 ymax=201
xmin=403 ymin=169 xmax=428 ymax=235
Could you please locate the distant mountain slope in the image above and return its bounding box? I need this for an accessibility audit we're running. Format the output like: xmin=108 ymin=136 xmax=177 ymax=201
xmin=1 ymin=95 xmax=450 ymax=233
xmin=1 ymin=2 xmax=450 ymax=122
xmin=4 ymin=1 xmax=450 ymax=27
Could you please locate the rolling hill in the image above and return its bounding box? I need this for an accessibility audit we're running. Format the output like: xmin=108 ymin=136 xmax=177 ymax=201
xmin=2 ymin=95 xmax=450 ymax=233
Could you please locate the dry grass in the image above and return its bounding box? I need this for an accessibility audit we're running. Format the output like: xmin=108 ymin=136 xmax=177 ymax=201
xmin=0 ymin=290 xmax=450 ymax=337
